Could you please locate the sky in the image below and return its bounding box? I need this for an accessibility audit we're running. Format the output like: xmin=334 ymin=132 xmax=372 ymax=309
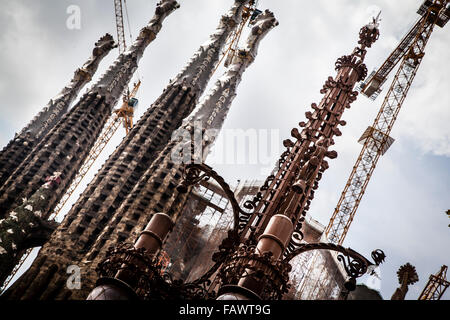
xmin=0 ymin=0 xmax=449 ymax=300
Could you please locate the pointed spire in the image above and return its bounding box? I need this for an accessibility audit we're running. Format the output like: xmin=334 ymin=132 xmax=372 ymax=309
xmin=239 ymin=18 xmax=380 ymax=249
xmin=77 ymin=9 xmax=278 ymax=297
xmin=92 ymin=0 xmax=180 ymax=105
xmin=189 ymin=10 xmax=279 ymax=159
xmin=171 ymin=0 xmax=252 ymax=95
xmin=0 ymin=34 xmax=115 ymax=188
xmin=46 ymin=0 xmax=251 ymax=242
xmin=23 ymin=34 xmax=117 ymax=140
xmin=0 ymin=1 xmax=257 ymax=300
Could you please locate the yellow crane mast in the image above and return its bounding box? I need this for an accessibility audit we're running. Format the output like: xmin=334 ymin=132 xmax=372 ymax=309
xmin=325 ymin=0 xmax=449 ymax=246
xmin=418 ymin=265 xmax=450 ymax=300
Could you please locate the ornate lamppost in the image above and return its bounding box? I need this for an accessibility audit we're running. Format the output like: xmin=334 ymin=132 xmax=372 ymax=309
xmin=87 ymin=13 xmax=386 ymax=300
xmin=176 ymin=13 xmax=386 ymax=300
xmin=87 ymin=161 xmax=385 ymax=300
xmin=177 ymin=164 xmax=385 ymax=300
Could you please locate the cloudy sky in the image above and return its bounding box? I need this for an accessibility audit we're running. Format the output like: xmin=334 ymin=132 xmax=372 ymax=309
xmin=0 ymin=0 xmax=449 ymax=300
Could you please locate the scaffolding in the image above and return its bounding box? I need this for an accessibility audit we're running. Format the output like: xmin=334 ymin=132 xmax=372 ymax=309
xmin=285 ymin=226 xmax=347 ymax=300
xmin=163 ymin=179 xmax=261 ymax=282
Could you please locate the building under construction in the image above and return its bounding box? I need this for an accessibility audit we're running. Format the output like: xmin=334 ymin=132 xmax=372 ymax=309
xmin=162 ymin=178 xmax=348 ymax=300
xmin=0 ymin=0 xmax=449 ymax=301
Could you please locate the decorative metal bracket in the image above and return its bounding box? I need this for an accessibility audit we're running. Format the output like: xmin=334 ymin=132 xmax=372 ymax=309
xmin=95 ymin=243 xmax=216 ymax=300
xmin=283 ymin=242 xmax=385 ymax=279
xmin=168 ymin=161 xmax=390 ymax=301
xmin=178 ymin=163 xmax=255 ymax=235
xmin=93 ymin=162 xmax=387 ymax=300
xmin=177 ymin=162 xmax=386 ymax=299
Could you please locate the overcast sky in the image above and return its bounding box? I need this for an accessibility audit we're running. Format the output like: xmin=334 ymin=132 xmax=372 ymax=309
xmin=0 ymin=0 xmax=449 ymax=300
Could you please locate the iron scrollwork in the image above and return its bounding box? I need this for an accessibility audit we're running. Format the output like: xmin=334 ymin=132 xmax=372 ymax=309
xmin=217 ymin=242 xmax=292 ymax=300
xmin=178 ymin=163 xmax=255 ymax=234
xmin=175 ymin=163 xmax=386 ymax=300
xmin=283 ymin=242 xmax=385 ymax=279
xmin=96 ymin=243 xmax=216 ymax=300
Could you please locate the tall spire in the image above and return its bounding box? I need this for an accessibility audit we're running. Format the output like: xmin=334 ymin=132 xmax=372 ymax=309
xmin=0 ymin=0 xmax=179 ymax=218
xmin=170 ymin=0 xmax=251 ymax=93
xmin=80 ymin=10 xmax=278 ymax=299
xmin=208 ymin=18 xmax=382 ymax=300
xmin=190 ymin=9 xmax=279 ymax=160
xmin=0 ymin=34 xmax=116 ymax=188
xmin=50 ymin=0 xmax=251 ymax=238
xmin=239 ymin=18 xmax=380 ymax=255
xmin=3 ymin=1 xmax=250 ymax=301
xmin=92 ymin=0 xmax=181 ymax=104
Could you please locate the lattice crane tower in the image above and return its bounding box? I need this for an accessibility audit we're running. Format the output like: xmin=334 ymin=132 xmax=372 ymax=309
xmin=114 ymin=0 xmax=127 ymax=55
xmin=418 ymin=265 xmax=450 ymax=300
xmin=325 ymin=0 xmax=450 ymax=245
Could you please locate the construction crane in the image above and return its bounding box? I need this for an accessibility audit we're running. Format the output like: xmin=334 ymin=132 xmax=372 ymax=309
xmin=418 ymin=265 xmax=450 ymax=300
xmin=0 ymin=0 xmax=140 ymax=294
xmin=114 ymin=0 xmax=127 ymax=55
xmin=324 ymin=0 xmax=449 ymax=246
xmin=114 ymin=0 xmax=137 ymax=104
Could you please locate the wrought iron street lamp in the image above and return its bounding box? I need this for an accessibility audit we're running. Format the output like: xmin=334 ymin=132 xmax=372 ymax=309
xmin=87 ymin=163 xmax=385 ymax=300
xmin=87 ymin=12 xmax=386 ymax=301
